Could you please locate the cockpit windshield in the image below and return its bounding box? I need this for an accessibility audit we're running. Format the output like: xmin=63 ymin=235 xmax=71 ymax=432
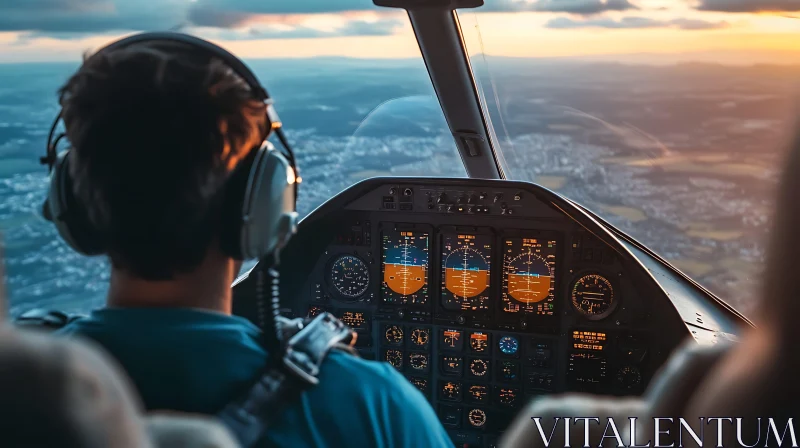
xmin=457 ymin=2 xmax=799 ymax=316
xmin=0 ymin=0 xmax=464 ymax=315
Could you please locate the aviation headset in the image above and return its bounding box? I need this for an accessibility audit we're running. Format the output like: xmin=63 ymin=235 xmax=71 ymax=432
xmin=41 ymin=32 xmax=300 ymax=262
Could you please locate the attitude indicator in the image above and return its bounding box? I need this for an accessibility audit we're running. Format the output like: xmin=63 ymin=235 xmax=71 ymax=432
xmin=502 ymin=238 xmax=557 ymax=315
xmin=441 ymin=234 xmax=492 ymax=311
xmin=381 ymin=229 xmax=429 ymax=305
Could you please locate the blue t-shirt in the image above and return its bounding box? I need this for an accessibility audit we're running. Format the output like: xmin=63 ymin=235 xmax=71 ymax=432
xmin=57 ymin=308 xmax=453 ymax=448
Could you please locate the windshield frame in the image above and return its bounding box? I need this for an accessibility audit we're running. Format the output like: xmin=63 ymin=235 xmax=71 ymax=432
xmin=402 ymin=7 xmax=505 ymax=179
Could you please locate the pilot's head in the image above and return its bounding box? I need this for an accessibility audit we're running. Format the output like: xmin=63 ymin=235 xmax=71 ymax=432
xmin=58 ymin=40 xmax=267 ymax=291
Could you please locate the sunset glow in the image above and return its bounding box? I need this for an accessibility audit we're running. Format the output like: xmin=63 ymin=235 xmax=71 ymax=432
xmin=1 ymin=2 xmax=798 ymax=64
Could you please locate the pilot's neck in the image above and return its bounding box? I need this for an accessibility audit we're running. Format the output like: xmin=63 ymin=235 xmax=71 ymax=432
xmin=106 ymin=252 xmax=239 ymax=315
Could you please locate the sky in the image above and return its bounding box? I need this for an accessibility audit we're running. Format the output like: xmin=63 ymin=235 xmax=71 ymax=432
xmin=0 ymin=0 xmax=798 ymax=63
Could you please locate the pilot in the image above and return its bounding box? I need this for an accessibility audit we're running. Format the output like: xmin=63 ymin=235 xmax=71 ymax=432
xmin=49 ymin=35 xmax=453 ymax=447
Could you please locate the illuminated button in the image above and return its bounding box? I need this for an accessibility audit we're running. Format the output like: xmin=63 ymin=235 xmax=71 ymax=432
xmin=440 ymin=329 xmax=464 ymax=352
xmin=441 ymin=356 xmax=463 ymax=377
xmin=307 ymin=306 xmax=325 ymax=318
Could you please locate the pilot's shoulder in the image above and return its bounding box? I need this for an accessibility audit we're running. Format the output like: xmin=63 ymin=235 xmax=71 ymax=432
xmin=315 ymin=351 xmax=452 ymax=443
xmin=320 ymin=350 xmax=418 ymax=397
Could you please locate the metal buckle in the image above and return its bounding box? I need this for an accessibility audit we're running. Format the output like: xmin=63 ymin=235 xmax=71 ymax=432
xmin=282 ymin=347 xmax=320 ymax=386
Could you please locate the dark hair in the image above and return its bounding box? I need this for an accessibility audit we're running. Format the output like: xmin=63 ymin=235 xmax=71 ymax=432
xmin=59 ymin=41 xmax=267 ymax=280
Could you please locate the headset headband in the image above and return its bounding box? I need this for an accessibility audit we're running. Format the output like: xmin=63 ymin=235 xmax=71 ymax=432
xmin=42 ymin=31 xmax=298 ymax=192
xmin=40 ymin=31 xmax=299 ymax=175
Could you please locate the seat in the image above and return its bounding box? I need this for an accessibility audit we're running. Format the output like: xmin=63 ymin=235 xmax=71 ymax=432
xmin=0 ymin=324 xmax=239 ymax=448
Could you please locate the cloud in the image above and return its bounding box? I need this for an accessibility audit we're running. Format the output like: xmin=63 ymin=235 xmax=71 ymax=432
xmin=1 ymin=0 xmax=644 ymax=38
xmin=0 ymin=0 xmax=185 ymax=32
xmin=546 ymin=15 xmax=730 ymax=29
xmin=694 ymin=0 xmax=800 ymax=12
xmin=477 ymin=0 xmax=639 ymax=13
xmin=188 ymin=0 xmax=378 ymax=15
xmin=199 ymin=18 xmax=405 ymax=40
xmin=0 ymin=0 xmax=387 ymax=37
xmin=534 ymin=0 xmax=639 ymax=14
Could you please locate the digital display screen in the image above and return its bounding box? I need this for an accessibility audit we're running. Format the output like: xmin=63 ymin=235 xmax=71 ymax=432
xmin=572 ymin=331 xmax=607 ymax=351
xmin=440 ymin=234 xmax=492 ymax=312
xmin=568 ymin=352 xmax=608 ymax=391
xmin=337 ymin=311 xmax=368 ymax=331
xmin=568 ymin=331 xmax=609 ymax=392
xmin=381 ymin=229 xmax=429 ymax=305
xmin=502 ymin=237 xmax=557 ymax=315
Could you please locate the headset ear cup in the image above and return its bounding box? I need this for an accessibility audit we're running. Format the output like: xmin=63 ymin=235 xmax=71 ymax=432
xmin=218 ymin=148 xmax=257 ymax=260
xmin=239 ymin=144 xmax=297 ymax=260
xmin=47 ymin=151 xmax=105 ymax=255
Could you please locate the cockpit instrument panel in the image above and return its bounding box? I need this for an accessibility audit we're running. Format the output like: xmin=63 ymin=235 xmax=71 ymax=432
xmin=502 ymin=237 xmax=557 ymax=316
xmin=267 ymin=180 xmax=690 ymax=448
xmin=381 ymin=228 xmax=430 ymax=305
xmin=440 ymin=233 xmax=492 ymax=312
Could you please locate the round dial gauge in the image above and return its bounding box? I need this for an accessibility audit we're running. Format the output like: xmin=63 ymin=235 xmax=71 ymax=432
xmin=498 ymin=336 xmax=519 ymax=355
xmin=468 ymin=409 xmax=487 ymax=428
xmin=409 ymin=353 xmax=428 ymax=371
xmin=384 ymin=325 xmax=403 ymax=344
xmin=328 ymin=255 xmax=370 ymax=300
xmin=411 ymin=328 xmax=430 ymax=346
xmin=384 ymin=350 xmax=402 ymax=369
xmin=470 ymin=359 xmax=489 ymax=377
xmin=571 ymin=273 xmax=617 ymax=320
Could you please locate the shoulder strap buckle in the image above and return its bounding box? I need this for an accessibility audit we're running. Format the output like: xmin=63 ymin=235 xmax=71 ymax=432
xmin=14 ymin=308 xmax=84 ymax=330
xmin=281 ymin=312 xmax=355 ymax=386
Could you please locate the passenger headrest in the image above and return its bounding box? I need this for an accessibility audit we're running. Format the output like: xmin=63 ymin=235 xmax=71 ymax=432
xmin=0 ymin=327 xmax=151 ymax=448
xmin=0 ymin=327 xmax=240 ymax=448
